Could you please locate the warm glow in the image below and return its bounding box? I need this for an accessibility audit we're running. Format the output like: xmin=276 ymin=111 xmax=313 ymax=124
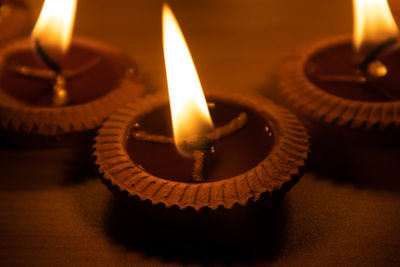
xmin=353 ymin=0 xmax=399 ymax=52
xmin=162 ymin=4 xmax=213 ymax=156
xmin=32 ymin=0 xmax=77 ymax=59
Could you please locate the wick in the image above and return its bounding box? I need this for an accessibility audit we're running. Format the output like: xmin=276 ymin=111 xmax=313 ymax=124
xmin=206 ymin=112 xmax=248 ymax=140
xmin=192 ymin=150 xmax=206 ymax=182
xmin=315 ymin=39 xmax=398 ymax=100
xmin=359 ymin=38 xmax=397 ymax=71
xmin=316 ymin=66 xmax=395 ymax=100
xmin=8 ymin=40 xmax=102 ymax=107
xmin=316 ymin=39 xmax=397 ymax=83
xmin=132 ymin=112 xmax=248 ymax=182
xmin=133 ymin=130 xmax=173 ymax=143
xmin=35 ymin=40 xmax=61 ymax=73
xmin=317 ymin=75 xmax=367 ymax=84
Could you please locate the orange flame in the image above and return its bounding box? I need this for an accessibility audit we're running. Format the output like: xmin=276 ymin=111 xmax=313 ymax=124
xmin=32 ymin=0 xmax=77 ymax=59
xmin=353 ymin=0 xmax=399 ymax=53
xmin=162 ymin=4 xmax=213 ymax=156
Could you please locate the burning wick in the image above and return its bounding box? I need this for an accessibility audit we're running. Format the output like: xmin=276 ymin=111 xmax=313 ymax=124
xmin=132 ymin=110 xmax=248 ymax=182
xmin=9 ymin=46 xmax=101 ymax=107
xmin=318 ymin=38 xmax=395 ymax=85
xmin=148 ymin=4 xmax=250 ymax=181
xmin=317 ymin=0 xmax=398 ymax=96
xmin=7 ymin=0 xmax=101 ymax=107
xmin=317 ymin=60 xmax=389 ymax=84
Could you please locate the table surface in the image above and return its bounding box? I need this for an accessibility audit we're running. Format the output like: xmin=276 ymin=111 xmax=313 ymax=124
xmin=1 ymin=0 xmax=400 ymax=266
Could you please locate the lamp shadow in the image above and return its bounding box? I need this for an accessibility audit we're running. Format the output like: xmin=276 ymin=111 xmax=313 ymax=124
xmin=0 ymin=133 xmax=97 ymax=190
xmin=104 ymin=196 xmax=288 ymax=265
xmin=307 ymin=125 xmax=400 ymax=192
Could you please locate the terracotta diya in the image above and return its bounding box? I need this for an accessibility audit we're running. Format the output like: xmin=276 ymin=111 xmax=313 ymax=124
xmin=94 ymin=5 xmax=309 ymax=212
xmin=0 ymin=0 xmax=144 ymax=146
xmin=279 ymin=0 xmax=400 ymax=133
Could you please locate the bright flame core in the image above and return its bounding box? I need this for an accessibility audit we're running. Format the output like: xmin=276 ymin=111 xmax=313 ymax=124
xmin=162 ymin=4 xmax=213 ymax=156
xmin=32 ymin=0 xmax=77 ymax=59
xmin=353 ymin=0 xmax=399 ymax=53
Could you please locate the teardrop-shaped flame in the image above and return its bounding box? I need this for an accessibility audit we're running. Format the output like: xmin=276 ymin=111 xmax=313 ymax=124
xmin=162 ymin=4 xmax=214 ymax=157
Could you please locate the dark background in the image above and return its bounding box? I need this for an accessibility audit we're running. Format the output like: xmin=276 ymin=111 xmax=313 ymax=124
xmin=1 ymin=0 xmax=400 ymax=266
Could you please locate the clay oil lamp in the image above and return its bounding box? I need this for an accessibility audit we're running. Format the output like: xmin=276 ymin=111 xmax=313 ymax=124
xmin=0 ymin=0 xmax=144 ymax=146
xmin=94 ymin=4 xmax=309 ymax=222
xmin=279 ymin=0 xmax=400 ymax=140
xmin=0 ymin=0 xmax=30 ymax=44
